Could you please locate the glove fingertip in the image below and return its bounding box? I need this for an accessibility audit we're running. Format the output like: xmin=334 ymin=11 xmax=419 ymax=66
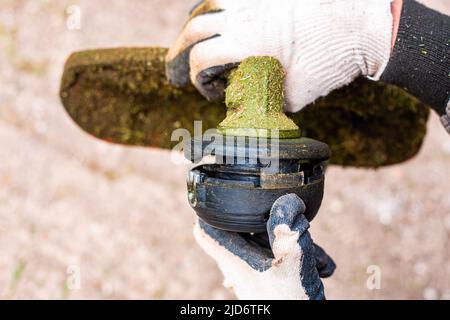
xmin=318 ymin=258 xmax=336 ymax=278
xmin=267 ymin=194 xmax=308 ymax=247
xmin=267 ymin=194 xmax=307 ymax=229
xmin=313 ymin=244 xmax=336 ymax=278
xmin=165 ymin=50 xmax=191 ymax=87
xmin=194 ymin=62 xmax=238 ymax=101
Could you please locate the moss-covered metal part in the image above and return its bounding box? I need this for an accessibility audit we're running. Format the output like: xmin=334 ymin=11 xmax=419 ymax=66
xmin=219 ymin=56 xmax=300 ymax=138
xmin=60 ymin=47 xmax=430 ymax=168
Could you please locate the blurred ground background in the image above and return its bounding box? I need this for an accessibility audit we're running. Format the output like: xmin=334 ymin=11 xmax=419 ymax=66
xmin=0 ymin=0 xmax=449 ymax=300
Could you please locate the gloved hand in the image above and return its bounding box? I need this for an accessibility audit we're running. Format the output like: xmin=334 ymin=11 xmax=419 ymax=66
xmin=194 ymin=194 xmax=336 ymax=300
xmin=166 ymin=0 xmax=394 ymax=112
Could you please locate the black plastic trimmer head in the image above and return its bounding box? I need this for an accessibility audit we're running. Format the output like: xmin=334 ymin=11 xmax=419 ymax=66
xmin=185 ymin=135 xmax=329 ymax=233
xmin=184 ymin=57 xmax=330 ymax=234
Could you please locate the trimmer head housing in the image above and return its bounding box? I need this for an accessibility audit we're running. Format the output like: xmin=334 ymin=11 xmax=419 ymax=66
xmin=185 ymin=135 xmax=330 ymax=233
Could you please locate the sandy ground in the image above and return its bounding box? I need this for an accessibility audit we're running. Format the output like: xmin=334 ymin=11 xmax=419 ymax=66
xmin=0 ymin=0 xmax=449 ymax=300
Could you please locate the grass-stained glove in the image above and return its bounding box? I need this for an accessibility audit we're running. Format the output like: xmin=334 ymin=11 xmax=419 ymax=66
xmin=166 ymin=0 xmax=394 ymax=112
xmin=194 ymin=194 xmax=335 ymax=300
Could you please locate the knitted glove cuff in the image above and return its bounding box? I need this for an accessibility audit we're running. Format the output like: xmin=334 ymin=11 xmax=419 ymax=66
xmin=381 ymin=0 xmax=450 ymax=115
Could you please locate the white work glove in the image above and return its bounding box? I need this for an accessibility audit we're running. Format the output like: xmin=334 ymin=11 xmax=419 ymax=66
xmin=194 ymin=194 xmax=336 ymax=300
xmin=166 ymin=0 xmax=394 ymax=112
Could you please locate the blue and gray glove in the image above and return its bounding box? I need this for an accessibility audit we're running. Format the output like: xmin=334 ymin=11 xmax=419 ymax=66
xmin=194 ymin=194 xmax=335 ymax=300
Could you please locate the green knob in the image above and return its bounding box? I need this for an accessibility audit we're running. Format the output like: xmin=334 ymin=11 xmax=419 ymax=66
xmin=218 ymin=56 xmax=301 ymax=139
